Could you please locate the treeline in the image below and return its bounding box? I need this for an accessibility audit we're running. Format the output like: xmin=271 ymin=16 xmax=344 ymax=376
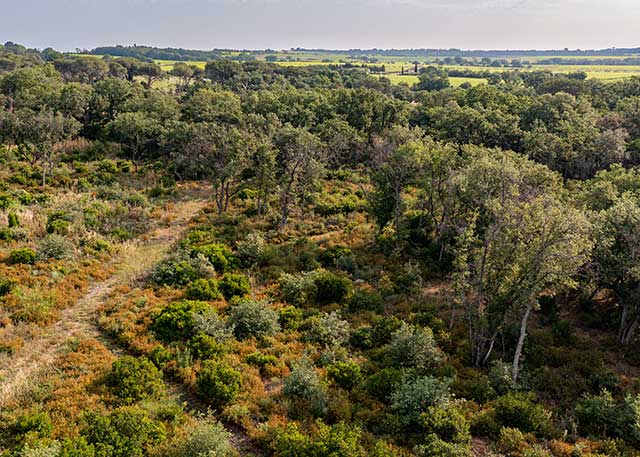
xmin=89 ymin=45 xmax=254 ymax=62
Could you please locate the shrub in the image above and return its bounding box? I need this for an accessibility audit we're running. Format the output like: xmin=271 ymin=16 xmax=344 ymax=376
xmin=151 ymin=253 xmax=214 ymax=287
xmin=283 ymin=358 xmax=328 ymax=417
xmin=496 ymin=427 xmax=529 ymax=457
xmin=313 ymin=270 xmax=353 ymax=305
xmin=188 ymin=332 xmax=226 ymax=360
xmin=165 ymin=416 xmax=234 ymax=457
xmin=488 ymin=361 xmax=518 ymax=395
xmin=106 ymin=356 xmax=164 ymax=405
xmin=7 ymin=212 xmax=19 ymax=228
xmin=306 ymin=311 xmax=350 ymax=348
xmin=575 ymin=392 xmax=640 ymax=446
xmin=227 ymin=298 xmax=280 ymax=340
xmin=236 ymin=233 xmax=265 ymax=267
xmin=451 ymin=371 xmax=496 ymax=404
xmin=81 ymin=406 xmax=166 ymax=457
xmin=279 ymin=271 xmax=318 ymax=306
xmin=387 ymin=323 xmax=442 ymax=372
xmin=0 ymin=277 xmax=15 ymax=296
xmin=327 ymin=361 xmax=362 ymax=390
xmin=348 ymin=288 xmax=384 ymax=313
xmin=493 ymin=392 xmax=553 ymax=436
xmin=413 ymin=437 xmax=470 ymax=457
xmin=191 ymin=243 xmax=237 ymax=273
xmin=421 ymin=403 xmax=471 ymax=445
xmin=184 ymin=278 xmax=221 ymax=301
xmin=390 ymin=376 xmax=452 ymax=428
xmin=245 ymin=352 xmax=278 ymax=372
xmin=370 ymin=315 xmax=403 ymax=347
xmin=279 ymin=305 xmax=303 ymax=330
xmin=366 ymin=368 xmax=404 ymax=403
xmin=8 ymin=248 xmax=36 ymax=264
xmin=46 ymin=211 xmax=73 ymax=234
xmin=37 ymin=234 xmax=73 ymax=260
xmin=6 ymin=411 xmax=53 ymax=446
xmin=151 ymin=300 xmax=212 ymax=342
xmin=0 ymin=193 xmax=15 ymax=210
xmin=350 ymin=327 xmax=373 ymax=349
xmin=196 ymin=361 xmax=242 ymax=406
xmin=275 ymin=421 xmax=364 ymax=457
xmin=193 ymin=311 xmax=233 ymax=342
xmin=219 ymin=273 xmax=250 ymax=300
xmin=319 ymin=245 xmax=352 ymax=267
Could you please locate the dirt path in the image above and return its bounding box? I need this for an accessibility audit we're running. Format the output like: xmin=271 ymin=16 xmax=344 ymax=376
xmin=0 ymin=184 xmax=210 ymax=407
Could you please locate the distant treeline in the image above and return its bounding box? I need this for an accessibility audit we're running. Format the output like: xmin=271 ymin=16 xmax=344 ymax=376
xmin=293 ymin=47 xmax=640 ymax=58
xmin=89 ymin=45 xmax=257 ymax=62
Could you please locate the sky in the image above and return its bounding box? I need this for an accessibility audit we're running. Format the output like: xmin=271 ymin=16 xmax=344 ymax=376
xmin=2 ymin=0 xmax=639 ymax=52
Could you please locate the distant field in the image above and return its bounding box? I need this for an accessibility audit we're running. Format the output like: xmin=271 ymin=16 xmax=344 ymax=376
xmin=74 ymin=53 xmax=640 ymax=85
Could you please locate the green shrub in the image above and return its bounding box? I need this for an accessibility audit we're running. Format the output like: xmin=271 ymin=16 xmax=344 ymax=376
xmin=493 ymin=392 xmax=553 ymax=436
xmin=151 ymin=254 xmax=213 ymax=287
xmin=196 ymin=361 xmax=242 ymax=406
xmin=81 ymin=406 xmax=166 ymax=457
xmin=0 ymin=277 xmax=15 ymax=296
xmin=313 ymin=270 xmax=353 ymax=305
xmin=275 ymin=421 xmax=364 ymax=457
xmin=46 ymin=211 xmax=73 ymax=234
xmin=421 ymin=403 xmax=471 ymax=445
xmin=192 ymin=311 xmax=233 ymax=342
xmin=245 ymin=352 xmax=278 ymax=372
xmin=327 ymin=361 xmax=362 ymax=390
xmin=106 ymin=356 xmax=164 ymax=405
xmin=306 ymin=311 xmax=350 ymax=348
xmin=188 ymin=332 xmax=226 ymax=360
xmin=370 ymin=316 xmax=403 ymax=347
xmin=148 ymin=345 xmax=172 ymax=368
xmin=319 ymin=246 xmax=353 ymax=267
xmin=9 ymin=248 xmax=36 ymax=264
xmin=496 ymin=427 xmax=529 ymax=457
xmin=350 ymin=327 xmax=373 ymax=349
xmin=236 ymin=233 xmax=265 ymax=267
xmin=387 ymin=323 xmax=442 ymax=372
xmin=6 ymin=411 xmax=53 ymax=446
xmin=390 ymin=376 xmax=452 ymax=428
xmin=227 ymin=298 xmax=280 ymax=340
xmin=7 ymin=212 xmax=19 ymax=228
xmin=0 ymin=193 xmax=15 ymax=210
xmin=219 ymin=273 xmax=250 ymax=300
xmin=279 ymin=271 xmax=318 ymax=306
xmin=191 ymin=243 xmax=237 ymax=273
xmin=96 ymin=159 xmax=119 ymax=174
xmin=37 ymin=234 xmax=73 ymax=260
xmin=151 ymin=300 xmax=212 ymax=342
xmin=575 ymin=392 xmax=640 ymax=446
xmin=283 ymin=358 xmax=328 ymax=417
xmin=488 ymin=361 xmax=518 ymax=395
xmin=164 ymin=416 xmax=234 ymax=457
xmin=0 ymin=228 xmax=13 ymax=241
xmin=184 ymin=278 xmax=221 ymax=301
xmin=348 ymin=288 xmax=384 ymax=313
xmin=451 ymin=371 xmax=496 ymax=404
xmin=413 ymin=436 xmax=470 ymax=457
xmin=279 ymin=305 xmax=303 ymax=330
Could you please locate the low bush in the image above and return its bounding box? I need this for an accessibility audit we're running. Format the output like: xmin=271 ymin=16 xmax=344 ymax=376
xmin=81 ymin=406 xmax=166 ymax=457
xmin=305 ymin=311 xmax=351 ymax=348
xmin=8 ymin=248 xmax=36 ymax=264
xmin=191 ymin=243 xmax=237 ymax=273
xmin=387 ymin=323 xmax=443 ymax=373
xmin=275 ymin=421 xmax=365 ymax=457
xmin=184 ymin=278 xmax=221 ymax=301
xmin=279 ymin=305 xmax=303 ymax=330
xmin=493 ymin=392 xmax=553 ymax=437
xmin=245 ymin=352 xmax=279 ymax=372
xmin=391 ymin=376 xmax=452 ymax=428
xmin=188 ymin=332 xmax=226 ymax=360
xmin=196 ymin=361 xmax=242 ymax=407
xmin=150 ymin=254 xmax=214 ymax=287
xmin=327 ymin=360 xmax=362 ymax=390
xmin=348 ymin=288 xmax=384 ymax=313
xmin=151 ymin=300 xmax=212 ymax=342
xmin=227 ymin=298 xmax=280 ymax=340
xmin=37 ymin=234 xmax=73 ymax=260
xmin=164 ymin=416 xmax=234 ymax=457
xmin=106 ymin=356 xmax=164 ymax=405
xmin=219 ymin=273 xmax=250 ymax=300
xmin=283 ymin=358 xmax=328 ymax=418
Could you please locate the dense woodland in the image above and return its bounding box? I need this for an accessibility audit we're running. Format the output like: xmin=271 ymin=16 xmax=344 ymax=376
xmin=1 ymin=42 xmax=640 ymax=456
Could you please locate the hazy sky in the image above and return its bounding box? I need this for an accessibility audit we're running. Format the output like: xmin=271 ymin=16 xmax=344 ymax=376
xmin=2 ymin=0 xmax=639 ymax=51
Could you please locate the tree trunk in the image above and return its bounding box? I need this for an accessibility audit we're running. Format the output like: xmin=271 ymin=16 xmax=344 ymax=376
xmin=512 ymin=301 xmax=533 ymax=382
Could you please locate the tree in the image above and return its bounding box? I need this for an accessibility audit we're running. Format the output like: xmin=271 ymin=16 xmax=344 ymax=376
xmin=593 ymin=196 xmax=640 ymax=344
xmin=169 ymin=62 xmax=202 ymax=92
xmin=107 ymin=111 xmax=164 ymax=169
xmin=135 ymin=62 xmax=163 ymax=89
xmin=174 ymin=123 xmax=252 ymax=213
xmin=273 ymin=126 xmax=325 ymax=228
xmin=416 ymin=66 xmax=451 ymax=92
xmin=369 ymin=139 xmax=428 ymax=235
xmin=2 ymin=108 xmax=79 ymax=185
xmin=182 ymin=88 xmax=243 ymax=124
xmin=454 ymin=194 xmax=592 ymax=379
